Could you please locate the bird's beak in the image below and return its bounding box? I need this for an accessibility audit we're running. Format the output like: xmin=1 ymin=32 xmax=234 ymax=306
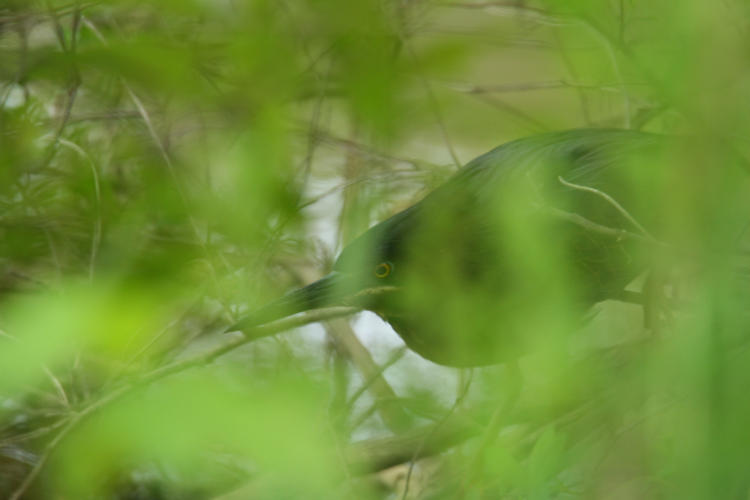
xmin=228 ymin=271 xmax=349 ymax=332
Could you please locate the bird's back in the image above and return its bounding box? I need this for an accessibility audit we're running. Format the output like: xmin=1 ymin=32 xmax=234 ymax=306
xmin=431 ymin=128 xmax=665 ymax=219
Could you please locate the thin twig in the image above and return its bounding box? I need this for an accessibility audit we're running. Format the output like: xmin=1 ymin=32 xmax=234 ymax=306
xmin=579 ymin=21 xmax=630 ymax=128
xmin=546 ymin=206 xmax=658 ymax=246
xmin=401 ymin=41 xmax=462 ymax=169
xmin=440 ymin=1 xmax=553 ymax=22
xmin=349 ymin=402 xmax=380 ymax=432
xmin=443 ymin=79 xmax=641 ymax=95
xmin=38 ymin=3 xmax=82 ymax=170
xmin=308 ymin=126 xmax=431 ymax=170
xmin=457 ymin=402 xmax=506 ymax=498
xmin=43 ymin=366 xmax=70 ymax=408
xmin=401 ymin=370 xmax=474 ymax=499
xmin=67 ymin=110 xmax=142 ymax=123
xmin=346 ymin=346 xmax=407 ymax=410
xmin=611 ymin=289 xmax=689 ymax=310
xmin=0 ymin=2 xmax=100 ymax=24
xmin=345 ymin=411 xmax=481 ymax=471
xmin=300 ymin=46 xmax=333 ymax=187
xmin=58 ymin=139 xmax=102 ymax=281
xmin=0 ymin=417 xmax=71 ymax=446
xmin=46 ymin=0 xmax=69 ymax=51
xmin=473 ymin=92 xmax=549 ymax=133
xmin=325 ymin=319 xmax=409 ymax=432
xmin=9 ymin=416 xmax=78 ymax=500
xmin=114 ymin=313 xmax=186 ymax=380
xmin=558 ymin=175 xmax=653 ymax=238
xmin=553 ymin=30 xmax=593 ymax=125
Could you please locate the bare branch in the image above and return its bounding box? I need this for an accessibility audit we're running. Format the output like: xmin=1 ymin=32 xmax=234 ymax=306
xmin=346 ymin=346 xmax=408 ymax=411
xmin=545 ymin=206 xmax=657 ymax=246
xmin=346 ymin=413 xmax=481 ymax=472
xmin=558 ymin=175 xmax=653 ymax=238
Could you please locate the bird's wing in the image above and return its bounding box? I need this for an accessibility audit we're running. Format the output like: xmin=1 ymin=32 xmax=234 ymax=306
xmin=399 ymin=129 xmax=670 ymax=301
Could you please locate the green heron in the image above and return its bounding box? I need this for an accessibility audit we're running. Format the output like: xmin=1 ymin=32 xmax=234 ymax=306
xmin=230 ymin=129 xmax=749 ymax=366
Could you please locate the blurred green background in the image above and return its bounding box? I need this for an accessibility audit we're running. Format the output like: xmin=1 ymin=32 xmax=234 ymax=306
xmin=1 ymin=0 xmax=750 ymax=498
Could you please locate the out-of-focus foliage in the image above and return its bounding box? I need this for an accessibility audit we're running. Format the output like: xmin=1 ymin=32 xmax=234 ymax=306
xmin=1 ymin=0 xmax=749 ymax=498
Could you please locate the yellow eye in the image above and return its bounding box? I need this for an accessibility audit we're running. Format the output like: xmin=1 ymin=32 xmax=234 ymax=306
xmin=374 ymin=262 xmax=392 ymax=278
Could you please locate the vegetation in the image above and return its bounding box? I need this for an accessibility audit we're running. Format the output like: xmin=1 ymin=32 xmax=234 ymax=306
xmin=1 ymin=0 xmax=749 ymax=498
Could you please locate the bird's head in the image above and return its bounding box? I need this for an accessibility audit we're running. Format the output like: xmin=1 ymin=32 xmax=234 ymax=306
xmin=229 ymin=210 xmax=411 ymax=332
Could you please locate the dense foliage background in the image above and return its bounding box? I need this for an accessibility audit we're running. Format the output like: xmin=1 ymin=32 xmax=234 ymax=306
xmin=1 ymin=0 xmax=750 ymax=498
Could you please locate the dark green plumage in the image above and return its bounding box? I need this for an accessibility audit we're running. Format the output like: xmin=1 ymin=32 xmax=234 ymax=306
xmin=231 ymin=129 xmax=748 ymax=366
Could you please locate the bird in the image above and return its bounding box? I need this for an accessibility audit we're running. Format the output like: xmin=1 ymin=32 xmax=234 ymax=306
xmin=230 ymin=128 xmax=750 ymax=367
